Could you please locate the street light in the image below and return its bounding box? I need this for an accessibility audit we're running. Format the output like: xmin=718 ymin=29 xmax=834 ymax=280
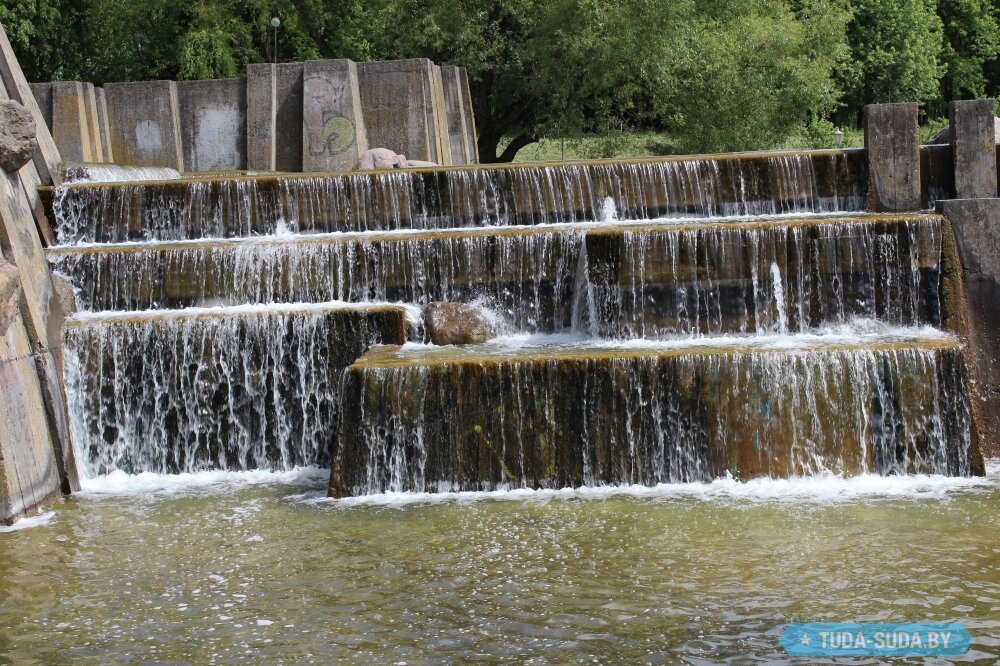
xmin=833 ymin=127 xmax=844 ymax=149
xmin=271 ymin=17 xmax=281 ymax=64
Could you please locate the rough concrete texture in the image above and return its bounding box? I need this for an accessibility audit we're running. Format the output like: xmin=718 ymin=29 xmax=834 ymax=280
xmin=939 ymin=198 xmax=1000 ymax=457
xmin=0 ymin=258 xmax=19 ymax=332
xmin=28 ymin=82 xmax=52 ymax=128
xmin=951 ymin=99 xmax=998 ymax=199
xmin=428 ymin=66 xmax=452 ymax=166
xmin=358 ymin=58 xmax=451 ymax=164
xmin=246 ymin=63 xmax=304 ymax=171
xmin=423 ymin=302 xmax=496 ymax=345
xmin=50 ymin=81 xmax=94 ymax=163
xmin=865 ymin=103 xmax=920 ymax=212
xmin=440 ymin=66 xmax=472 ymax=165
xmin=458 ymin=67 xmax=478 ymax=164
xmin=95 ymin=86 xmax=113 ymax=162
xmin=925 ymin=116 xmax=1000 ymax=145
xmin=51 ymin=272 xmax=76 ymax=319
xmin=302 ymin=59 xmax=368 ymax=172
xmin=82 ymin=83 xmax=104 ymax=163
xmin=104 ymin=80 xmax=184 ymax=170
xmin=178 ymin=78 xmax=246 ymax=172
xmin=0 ymin=99 xmax=36 ymax=173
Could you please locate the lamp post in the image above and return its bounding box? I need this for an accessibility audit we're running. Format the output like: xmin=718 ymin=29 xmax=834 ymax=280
xmin=271 ymin=17 xmax=281 ymax=64
xmin=833 ymin=127 xmax=844 ymax=149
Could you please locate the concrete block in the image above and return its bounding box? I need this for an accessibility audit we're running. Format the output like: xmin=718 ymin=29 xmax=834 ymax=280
xmin=0 ymin=22 xmax=61 ymax=185
xmin=178 ymin=78 xmax=247 ymax=172
xmin=458 ymin=67 xmax=478 ymax=163
xmin=428 ymin=65 xmax=451 ymax=165
xmin=358 ymin=58 xmax=449 ymax=164
xmin=302 ymin=59 xmax=367 ymax=172
xmin=939 ymin=198 xmax=1000 ymax=457
xmin=50 ymin=81 xmax=94 ymax=163
xmin=864 ymin=103 xmax=920 ymax=212
xmin=29 ymin=82 xmax=52 ymax=128
xmin=82 ymin=83 xmax=103 ymax=163
xmin=104 ymin=80 xmax=184 ymax=170
xmin=95 ymin=87 xmax=113 ymax=162
xmin=441 ymin=66 xmax=472 ymax=165
xmin=246 ymin=63 xmax=303 ymax=172
xmin=950 ymin=99 xmax=998 ymax=199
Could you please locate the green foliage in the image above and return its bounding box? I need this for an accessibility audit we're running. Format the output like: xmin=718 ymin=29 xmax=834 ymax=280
xmin=935 ymin=0 xmax=1000 ymax=111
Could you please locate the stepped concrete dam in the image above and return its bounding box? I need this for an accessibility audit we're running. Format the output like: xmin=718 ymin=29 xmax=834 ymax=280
xmin=1 ymin=18 xmax=1000 ymax=663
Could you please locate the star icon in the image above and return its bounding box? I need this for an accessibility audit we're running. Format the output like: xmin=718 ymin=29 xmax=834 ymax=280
xmin=800 ymin=634 xmax=811 ymax=646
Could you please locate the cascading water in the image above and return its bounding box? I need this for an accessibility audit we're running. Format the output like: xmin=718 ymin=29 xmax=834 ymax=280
xmin=44 ymin=150 xmax=982 ymax=488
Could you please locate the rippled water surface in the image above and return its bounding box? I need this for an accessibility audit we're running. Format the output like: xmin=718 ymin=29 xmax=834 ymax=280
xmin=2 ymin=466 xmax=999 ymax=664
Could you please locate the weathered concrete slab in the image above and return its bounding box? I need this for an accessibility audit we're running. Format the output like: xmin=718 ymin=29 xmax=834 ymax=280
xmin=950 ymin=99 xmax=998 ymax=199
xmin=428 ymin=65 xmax=451 ymax=165
xmin=302 ymin=59 xmax=368 ymax=173
xmin=864 ymin=103 xmax=920 ymax=212
xmin=358 ymin=58 xmax=449 ymax=164
xmin=246 ymin=63 xmax=303 ymax=172
xmin=82 ymin=83 xmax=104 ymax=163
xmin=440 ymin=66 xmax=471 ymax=165
xmin=177 ymin=78 xmax=246 ymax=172
xmin=458 ymin=67 xmax=478 ymax=163
xmin=50 ymin=81 xmax=94 ymax=163
xmin=939 ymin=198 xmax=1000 ymax=457
xmin=104 ymin=80 xmax=184 ymax=170
xmin=0 ymin=22 xmax=60 ymax=185
xmin=95 ymin=86 xmax=113 ymax=162
xmin=28 ymin=82 xmax=52 ymax=128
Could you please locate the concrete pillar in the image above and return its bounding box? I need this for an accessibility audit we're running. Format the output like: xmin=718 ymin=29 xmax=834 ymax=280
xmin=246 ymin=63 xmax=304 ymax=172
xmin=95 ymin=87 xmax=114 ymax=162
xmin=178 ymin=78 xmax=247 ymax=172
xmin=440 ymin=66 xmax=472 ymax=165
xmin=950 ymin=99 xmax=998 ymax=199
xmin=358 ymin=58 xmax=451 ymax=164
xmin=82 ymin=83 xmax=104 ymax=163
xmin=302 ymin=59 xmax=368 ymax=173
xmin=864 ymin=103 xmax=920 ymax=212
xmin=28 ymin=82 xmax=52 ymax=128
xmin=458 ymin=67 xmax=478 ymax=164
xmin=103 ymin=80 xmax=184 ymax=170
xmin=49 ymin=82 xmax=94 ymax=163
xmin=939 ymin=199 xmax=1000 ymax=458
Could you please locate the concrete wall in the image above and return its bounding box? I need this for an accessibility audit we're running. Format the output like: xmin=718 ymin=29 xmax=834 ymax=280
xmin=33 ymin=57 xmax=480 ymax=173
xmin=178 ymin=78 xmax=246 ymax=172
xmin=864 ymin=103 xmax=920 ymax=212
xmin=0 ymin=21 xmax=79 ymax=524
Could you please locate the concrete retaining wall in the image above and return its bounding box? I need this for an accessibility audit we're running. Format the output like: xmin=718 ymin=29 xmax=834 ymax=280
xmin=0 ymin=21 xmax=79 ymax=524
xmin=33 ymin=57 xmax=478 ymax=174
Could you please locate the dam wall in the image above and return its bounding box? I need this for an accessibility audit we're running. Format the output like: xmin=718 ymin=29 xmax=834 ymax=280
xmin=30 ymin=58 xmax=479 ymax=174
xmin=0 ymin=22 xmax=78 ymax=524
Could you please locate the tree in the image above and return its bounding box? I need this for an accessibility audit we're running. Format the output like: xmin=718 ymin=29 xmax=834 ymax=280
xmin=935 ymin=0 xmax=1000 ymax=114
xmin=837 ymin=0 xmax=945 ymax=121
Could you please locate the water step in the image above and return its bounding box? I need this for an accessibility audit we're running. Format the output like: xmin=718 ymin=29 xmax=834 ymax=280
xmin=51 ymin=214 xmax=945 ymax=337
xmin=330 ymin=331 xmax=981 ymax=497
xmin=64 ymin=302 xmax=414 ymax=475
xmin=45 ymin=150 xmax=866 ymax=243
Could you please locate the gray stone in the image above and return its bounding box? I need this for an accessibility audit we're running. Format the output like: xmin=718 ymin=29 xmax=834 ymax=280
xmin=864 ymin=103 xmax=920 ymax=212
xmin=302 ymin=59 xmax=368 ymax=173
xmin=0 ymin=259 xmax=20 ymax=334
xmin=51 ymin=273 xmax=76 ymax=318
xmin=178 ymin=78 xmax=247 ymax=172
xmin=951 ymin=100 xmax=998 ymax=199
xmin=246 ymin=63 xmax=304 ymax=172
xmin=103 ymin=80 xmax=184 ymax=170
xmin=0 ymin=99 xmax=36 ymax=173
xmin=423 ymin=302 xmax=496 ymax=345
xmin=357 ymin=147 xmax=408 ymax=169
xmin=405 ymin=159 xmax=438 ymax=168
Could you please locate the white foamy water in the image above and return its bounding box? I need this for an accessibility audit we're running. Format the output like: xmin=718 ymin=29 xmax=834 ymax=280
xmin=78 ymin=467 xmax=328 ymax=498
xmin=0 ymin=511 xmax=56 ymax=533
xmin=307 ymin=468 xmax=999 ymax=509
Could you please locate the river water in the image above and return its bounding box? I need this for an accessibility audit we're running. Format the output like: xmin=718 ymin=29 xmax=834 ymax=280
xmin=2 ymin=464 xmax=998 ymax=664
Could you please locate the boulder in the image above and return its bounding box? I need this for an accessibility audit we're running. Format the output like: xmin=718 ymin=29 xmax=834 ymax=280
xmin=0 ymin=99 xmax=37 ymax=173
xmin=51 ymin=273 xmax=77 ymax=318
xmin=0 ymin=260 xmax=22 ymax=334
xmin=423 ymin=302 xmax=496 ymax=345
xmin=925 ymin=116 xmax=1000 ymax=145
xmin=357 ymin=147 xmax=408 ymax=170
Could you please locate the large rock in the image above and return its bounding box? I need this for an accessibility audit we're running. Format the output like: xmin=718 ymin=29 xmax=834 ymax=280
xmin=0 ymin=100 xmax=37 ymax=173
xmin=423 ymin=302 xmax=496 ymax=345
xmin=0 ymin=260 xmax=21 ymax=334
xmin=357 ymin=147 xmax=407 ymax=170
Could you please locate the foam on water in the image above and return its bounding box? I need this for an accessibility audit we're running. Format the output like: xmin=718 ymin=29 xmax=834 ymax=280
xmin=0 ymin=511 xmax=56 ymax=532
xmin=77 ymin=467 xmax=328 ymax=498
xmin=308 ymin=468 xmax=998 ymax=509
